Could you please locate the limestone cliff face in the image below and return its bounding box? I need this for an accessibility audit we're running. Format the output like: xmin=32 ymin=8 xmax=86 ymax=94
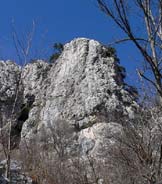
xmin=0 ymin=38 xmax=138 ymax=155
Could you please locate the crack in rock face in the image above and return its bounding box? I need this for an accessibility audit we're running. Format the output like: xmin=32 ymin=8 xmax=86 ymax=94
xmin=0 ymin=38 xmax=138 ymax=156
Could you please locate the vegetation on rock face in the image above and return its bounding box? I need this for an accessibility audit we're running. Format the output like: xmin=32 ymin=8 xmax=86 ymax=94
xmin=104 ymin=46 xmax=119 ymax=62
xmin=49 ymin=43 xmax=64 ymax=63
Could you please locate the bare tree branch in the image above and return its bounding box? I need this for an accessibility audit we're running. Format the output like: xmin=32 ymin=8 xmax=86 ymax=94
xmin=97 ymin=0 xmax=162 ymax=99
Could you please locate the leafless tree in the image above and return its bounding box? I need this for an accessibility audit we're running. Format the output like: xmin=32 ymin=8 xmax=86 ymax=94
xmin=96 ymin=0 xmax=162 ymax=100
xmin=19 ymin=119 xmax=106 ymax=184
xmin=108 ymin=106 xmax=162 ymax=184
xmin=0 ymin=21 xmax=36 ymax=183
xmin=11 ymin=19 xmax=35 ymax=65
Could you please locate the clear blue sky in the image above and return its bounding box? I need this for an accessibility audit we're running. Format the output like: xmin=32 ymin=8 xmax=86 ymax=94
xmin=0 ymin=0 xmax=141 ymax=85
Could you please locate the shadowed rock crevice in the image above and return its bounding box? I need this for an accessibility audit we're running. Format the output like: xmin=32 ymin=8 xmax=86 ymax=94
xmin=17 ymin=105 xmax=30 ymax=122
xmin=17 ymin=94 xmax=35 ymax=131
xmin=9 ymin=94 xmax=35 ymax=148
xmin=18 ymin=94 xmax=35 ymax=122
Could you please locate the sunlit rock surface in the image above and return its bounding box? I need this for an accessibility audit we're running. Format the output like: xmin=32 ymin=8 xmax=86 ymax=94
xmin=0 ymin=38 xmax=138 ymax=155
xmin=21 ymin=38 xmax=137 ymax=155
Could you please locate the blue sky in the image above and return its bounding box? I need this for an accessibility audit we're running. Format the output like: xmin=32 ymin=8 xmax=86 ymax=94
xmin=0 ymin=0 xmax=141 ymax=85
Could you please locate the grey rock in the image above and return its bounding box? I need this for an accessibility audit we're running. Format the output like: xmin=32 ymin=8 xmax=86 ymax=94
xmin=0 ymin=160 xmax=32 ymax=184
xmin=0 ymin=176 xmax=8 ymax=184
xmin=0 ymin=38 xmax=140 ymax=184
xmin=0 ymin=60 xmax=21 ymax=127
xmin=20 ymin=38 xmax=138 ymax=157
xmin=0 ymin=38 xmax=138 ymax=155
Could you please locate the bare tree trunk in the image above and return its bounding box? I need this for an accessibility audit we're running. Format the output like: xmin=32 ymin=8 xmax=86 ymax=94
xmin=2 ymin=21 xmax=35 ymax=183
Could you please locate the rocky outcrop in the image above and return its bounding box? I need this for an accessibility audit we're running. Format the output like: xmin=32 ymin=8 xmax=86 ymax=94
xmin=21 ymin=38 xmax=137 ymax=155
xmin=0 ymin=160 xmax=32 ymax=184
xmin=0 ymin=61 xmax=23 ymax=148
xmin=0 ymin=61 xmax=21 ymax=127
xmin=0 ymin=38 xmax=140 ymax=184
xmin=0 ymin=38 xmax=138 ymax=156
